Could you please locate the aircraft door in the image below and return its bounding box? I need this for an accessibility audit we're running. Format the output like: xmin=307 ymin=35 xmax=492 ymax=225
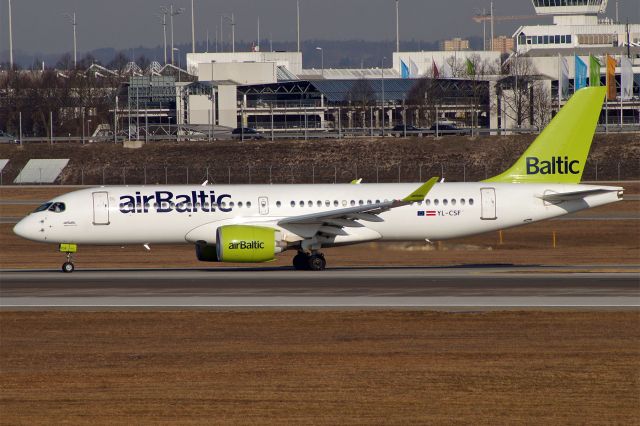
xmin=258 ymin=196 xmax=269 ymax=215
xmin=480 ymin=188 xmax=497 ymax=220
xmin=92 ymin=191 xmax=110 ymax=225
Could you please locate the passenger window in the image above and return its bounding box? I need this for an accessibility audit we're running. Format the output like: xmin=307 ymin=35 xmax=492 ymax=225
xmin=308 ymin=200 xmax=313 ymax=207
xmin=350 ymin=200 xmax=355 ymax=206
xmin=358 ymin=200 xmax=364 ymax=205
xmin=425 ymin=199 xmax=431 ymax=206
xmin=229 ymin=202 xmax=234 ymax=207
xmin=238 ymin=202 xmax=243 ymax=208
xmin=291 ymin=201 xmax=295 ymax=207
xmin=434 ymin=199 xmax=440 ymax=206
xmin=317 ymin=201 xmax=322 ymax=207
xmin=460 ymin=199 xmax=466 ymax=206
xmin=443 ymin=199 xmax=448 ymax=206
xmin=375 ymin=199 xmax=380 ymax=204
xmin=299 ymin=201 xmax=304 ymax=207
xmin=342 ymin=200 xmax=347 ymax=207
xmin=469 ymin=198 xmax=474 ymax=206
xmin=367 ymin=200 xmax=372 ymax=204
xmin=451 ymin=199 xmax=456 ymax=206
xmin=334 ymin=200 xmax=339 ymax=207
xmin=34 ymin=202 xmax=52 ymax=212
xmin=325 ymin=200 xmax=330 ymax=207
xmin=247 ymin=201 xmax=252 ymax=208
xmin=277 ymin=201 xmax=282 ymax=208
xmin=417 ymin=201 xmax=422 ymax=206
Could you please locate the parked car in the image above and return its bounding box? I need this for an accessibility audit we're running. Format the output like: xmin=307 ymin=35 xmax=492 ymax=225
xmin=231 ymin=127 xmax=264 ymax=140
xmin=429 ymin=122 xmax=468 ymax=136
xmin=0 ymin=131 xmax=18 ymax=144
xmin=390 ymin=125 xmax=423 ymax=137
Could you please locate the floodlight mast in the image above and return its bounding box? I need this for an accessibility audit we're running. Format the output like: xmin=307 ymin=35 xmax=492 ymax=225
xmin=222 ymin=13 xmax=235 ymax=53
xmin=395 ymin=0 xmax=399 ymax=53
xmin=162 ymin=4 xmax=185 ymax=65
xmin=297 ymin=0 xmax=300 ymax=52
xmin=63 ymin=12 xmax=78 ymax=69
xmin=157 ymin=11 xmax=168 ymax=64
xmin=8 ymin=0 xmax=13 ymax=68
xmin=191 ymin=0 xmax=195 ymax=53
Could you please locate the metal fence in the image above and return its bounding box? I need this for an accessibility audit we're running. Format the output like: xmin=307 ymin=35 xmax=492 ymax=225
xmin=1 ymin=160 xmax=637 ymax=186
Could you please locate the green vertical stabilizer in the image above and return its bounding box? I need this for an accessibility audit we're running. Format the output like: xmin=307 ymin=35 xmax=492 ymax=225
xmin=485 ymin=87 xmax=605 ymax=184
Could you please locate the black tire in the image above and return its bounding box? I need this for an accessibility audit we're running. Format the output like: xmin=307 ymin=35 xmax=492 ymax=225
xmin=307 ymin=254 xmax=326 ymax=271
xmin=293 ymin=252 xmax=309 ymax=270
xmin=62 ymin=262 xmax=75 ymax=273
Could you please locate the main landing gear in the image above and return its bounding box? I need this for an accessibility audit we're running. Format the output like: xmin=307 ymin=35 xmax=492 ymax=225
xmin=293 ymin=251 xmax=326 ymax=271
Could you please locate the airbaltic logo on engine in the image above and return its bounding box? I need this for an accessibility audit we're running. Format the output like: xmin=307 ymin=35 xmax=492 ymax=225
xmin=228 ymin=241 xmax=265 ymax=250
xmin=526 ymin=156 xmax=580 ymax=175
xmin=119 ymin=190 xmax=232 ymax=214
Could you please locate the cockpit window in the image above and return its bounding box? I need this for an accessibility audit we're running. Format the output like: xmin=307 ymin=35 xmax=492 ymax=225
xmin=48 ymin=202 xmax=66 ymax=213
xmin=34 ymin=202 xmax=52 ymax=212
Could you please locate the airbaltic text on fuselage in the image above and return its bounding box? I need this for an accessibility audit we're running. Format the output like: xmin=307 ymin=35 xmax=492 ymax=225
xmin=526 ymin=156 xmax=580 ymax=175
xmin=119 ymin=191 xmax=232 ymax=213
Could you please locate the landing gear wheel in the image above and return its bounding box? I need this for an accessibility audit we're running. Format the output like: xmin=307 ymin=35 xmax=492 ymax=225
xmin=307 ymin=254 xmax=326 ymax=271
xmin=62 ymin=262 xmax=75 ymax=273
xmin=293 ymin=252 xmax=309 ymax=270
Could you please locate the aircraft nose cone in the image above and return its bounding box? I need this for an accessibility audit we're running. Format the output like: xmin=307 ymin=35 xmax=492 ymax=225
xmin=13 ymin=217 xmax=38 ymax=241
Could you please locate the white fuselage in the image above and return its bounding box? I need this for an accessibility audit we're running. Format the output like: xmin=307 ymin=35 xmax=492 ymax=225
xmin=14 ymin=182 xmax=622 ymax=248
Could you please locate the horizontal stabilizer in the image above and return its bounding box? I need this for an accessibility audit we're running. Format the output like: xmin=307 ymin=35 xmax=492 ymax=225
xmin=539 ymin=188 xmax=621 ymax=202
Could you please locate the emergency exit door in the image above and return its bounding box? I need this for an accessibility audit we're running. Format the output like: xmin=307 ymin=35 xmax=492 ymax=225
xmin=92 ymin=192 xmax=110 ymax=225
xmin=480 ymin=188 xmax=496 ymax=220
xmin=258 ymin=196 xmax=269 ymax=215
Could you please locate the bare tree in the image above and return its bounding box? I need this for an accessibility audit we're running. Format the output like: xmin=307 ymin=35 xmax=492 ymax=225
xmin=345 ymin=78 xmax=376 ymax=128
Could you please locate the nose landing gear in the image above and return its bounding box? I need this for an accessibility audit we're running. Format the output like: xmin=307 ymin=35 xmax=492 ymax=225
xmin=59 ymin=243 xmax=77 ymax=273
xmin=292 ymin=251 xmax=326 ymax=271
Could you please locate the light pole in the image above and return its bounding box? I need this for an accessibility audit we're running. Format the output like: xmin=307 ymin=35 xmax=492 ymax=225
xmin=381 ymin=57 xmax=386 ymax=137
xmin=162 ymin=4 xmax=185 ymax=65
xmin=8 ymin=0 xmax=14 ymax=68
xmin=191 ymin=0 xmax=195 ymax=53
xmin=211 ymin=60 xmax=216 ymax=139
xmin=173 ymin=47 xmax=181 ymax=80
xmin=296 ymin=0 xmax=301 ymax=52
xmin=222 ymin=14 xmax=235 ymax=53
xmin=63 ymin=12 xmax=77 ymax=69
xmin=395 ymin=0 xmax=400 ymax=53
xmin=315 ymin=47 xmax=323 ymax=76
xmin=158 ymin=10 xmax=168 ymax=64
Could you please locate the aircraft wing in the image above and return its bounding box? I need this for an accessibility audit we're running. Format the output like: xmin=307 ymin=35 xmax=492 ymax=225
xmin=277 ymin=177 xmax=438 ymax=236
xmin=539 ymin=188 xmax=621 ymax=202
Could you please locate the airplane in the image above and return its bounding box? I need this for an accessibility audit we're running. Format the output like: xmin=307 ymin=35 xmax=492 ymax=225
xmin=13 ymin=87 xmax=623 ymax=272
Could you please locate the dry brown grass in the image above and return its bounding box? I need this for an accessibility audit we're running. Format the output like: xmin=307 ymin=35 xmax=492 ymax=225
xmin=1 ymin=311 xmax=638 ymax=424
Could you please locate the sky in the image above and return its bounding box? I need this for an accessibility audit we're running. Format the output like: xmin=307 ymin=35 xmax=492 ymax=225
xmin=1 ymin=0 xmax=638 ymax=56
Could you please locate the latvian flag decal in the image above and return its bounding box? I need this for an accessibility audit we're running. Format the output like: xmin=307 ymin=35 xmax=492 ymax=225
xmin=417 ymin=211 xmax=436 ymax=217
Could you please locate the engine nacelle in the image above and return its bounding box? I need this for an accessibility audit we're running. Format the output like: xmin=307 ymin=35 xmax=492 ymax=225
xmin=216 ymin=225 xmax=281 ymax=263
xmin=195 ymin=243 xmax=219 ymax=262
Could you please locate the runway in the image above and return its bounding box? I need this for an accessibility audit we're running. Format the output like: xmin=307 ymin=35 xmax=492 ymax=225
xmin=1 ymin=266 xmax=638 ymax=309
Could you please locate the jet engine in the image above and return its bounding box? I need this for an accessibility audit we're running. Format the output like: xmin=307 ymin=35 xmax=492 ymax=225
xmin=216 ymin=225 xmax=284 ymax=263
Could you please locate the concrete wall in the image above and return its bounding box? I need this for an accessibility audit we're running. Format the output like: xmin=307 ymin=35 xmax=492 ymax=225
xmin=197 ymin=62 xmax=277 ymax=85
xmin=188 ymin=95 xmax=211 ymax=125
xmin=187 ymin=51 xmax=302 ymax=75
xmin=217 ymin=84 xmax=238 ymax=128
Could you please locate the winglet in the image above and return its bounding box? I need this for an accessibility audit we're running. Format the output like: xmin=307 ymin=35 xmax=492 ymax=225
xmin=350 ymin=178 xmax=363 ymax=184
xmin=402 ymin=177 xmax=439 ymax=203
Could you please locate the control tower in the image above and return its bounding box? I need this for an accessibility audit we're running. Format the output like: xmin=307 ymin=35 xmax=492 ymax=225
xmin=532 ymin=0 xmax=607 ymax=15
xmin=514 ymin=0 xmax=640 ymax=54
